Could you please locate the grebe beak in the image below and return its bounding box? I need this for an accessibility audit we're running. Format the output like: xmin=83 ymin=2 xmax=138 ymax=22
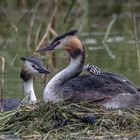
xmin=36 ymin=42 xmax=59 ymax=52
xmin=35 ymin=66 xmax=51 ymax=74
xmin=36 ymin=29 xmax=78 ymax=52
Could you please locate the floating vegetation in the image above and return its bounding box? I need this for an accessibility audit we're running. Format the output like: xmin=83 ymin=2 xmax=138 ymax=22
xmin=0 ymin=102 xmax=140 ymax=139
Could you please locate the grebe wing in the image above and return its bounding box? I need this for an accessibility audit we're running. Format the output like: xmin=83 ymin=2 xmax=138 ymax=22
xmin=102 ymin=93 xmax=140 ymax=109
xmin=60 ymin=72 xmax=137 ymax=102
xmin=100 ymin=72 xmax=136 ymax=87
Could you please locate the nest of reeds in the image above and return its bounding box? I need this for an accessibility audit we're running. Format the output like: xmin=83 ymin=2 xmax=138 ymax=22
xmin=0 ymin=102 xmax=140 ymax=139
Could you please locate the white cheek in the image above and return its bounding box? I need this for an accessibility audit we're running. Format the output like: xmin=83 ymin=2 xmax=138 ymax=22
xmin=25 ymin=61 xmax=38 ymax=74
xmin=55 ymin=44 xmax=64 ymax=50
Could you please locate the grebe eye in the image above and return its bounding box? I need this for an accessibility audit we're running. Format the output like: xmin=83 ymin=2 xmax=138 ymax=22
xmin=55 ymin=41 xmax=60 ymax=45
xmin=32 ymin=65 xmax=36 ymax=68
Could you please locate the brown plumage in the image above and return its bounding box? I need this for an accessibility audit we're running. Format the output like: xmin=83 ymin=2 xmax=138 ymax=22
xmin=20 ymin=68 xmax=33 ymax=82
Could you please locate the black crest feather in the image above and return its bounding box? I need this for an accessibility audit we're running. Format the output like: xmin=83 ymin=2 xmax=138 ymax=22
xmin=51 ymin=30 xmax=78 ymax=44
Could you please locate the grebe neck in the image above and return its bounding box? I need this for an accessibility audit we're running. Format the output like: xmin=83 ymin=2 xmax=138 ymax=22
xmin=23 ymin=78 xmax=37 ymax=104
xmin=44 ymin=51 xmax=85 ymax=102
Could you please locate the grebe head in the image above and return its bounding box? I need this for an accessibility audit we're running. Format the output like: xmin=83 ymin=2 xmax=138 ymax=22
xmin=20 ymin=56 xmax=50 ymax=81
xmin=36 ymin=30 xmax=84 ymax=58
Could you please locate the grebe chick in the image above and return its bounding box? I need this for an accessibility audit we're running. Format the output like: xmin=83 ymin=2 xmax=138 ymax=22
xmin=0 ymin=56 xmax=50 ymax=112
xmin=20 ymin=56 xmax=50 ymax=104
xmin=36 ymin=30 xmax=138 ymax=105
xmin=83 ymin=64 xmax=100 ymax=74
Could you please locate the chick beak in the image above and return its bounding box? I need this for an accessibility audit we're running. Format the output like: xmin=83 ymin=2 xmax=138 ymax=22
xmin=35 ymin=67 xmax=51 ymax=74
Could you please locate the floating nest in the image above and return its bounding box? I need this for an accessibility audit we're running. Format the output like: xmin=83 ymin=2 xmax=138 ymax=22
xmin=0 ymin=102 xmax=140 ymax=139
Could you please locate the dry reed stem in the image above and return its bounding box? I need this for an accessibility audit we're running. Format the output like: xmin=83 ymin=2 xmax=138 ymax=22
xmin=63 ymin=0 xmax=75 ymax=24
xmin=49 ymin=27 xmax=57 ymax=36
xmin=130 ymin=0 xmax=140 ymax=75
xmin=35 ymin=24 xmax=42 ymax=47
xmin=21 ymin=135 xmax=41 ymax=139
xmin=10 ymin=52 xmax=19 ymax=67
xmin=102 ymin=14 xmax=116 ymax=59
xmin=0 ymin=56 xmax=5 ymax=112
xmin=35 ymin=1 xmax=58 ymax=51
xmin=35 ymin=0 xmax=58 ymax=85
xmin=26 ymin=4 xmax=37 ymax=52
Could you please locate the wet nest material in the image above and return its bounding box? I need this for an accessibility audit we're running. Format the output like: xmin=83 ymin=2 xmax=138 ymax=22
xmin=0 ymin=102 xmax=140 ymax=139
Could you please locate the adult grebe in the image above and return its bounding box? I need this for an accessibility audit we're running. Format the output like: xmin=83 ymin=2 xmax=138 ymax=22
xmin=0 ymin=56 xmax=50 ymax=111
xmin=36 ymin=30 xmax=138 ymax=104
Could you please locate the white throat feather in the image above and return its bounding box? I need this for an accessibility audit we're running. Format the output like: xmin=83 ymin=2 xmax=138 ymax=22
xmin=43 ymin=55 xmax=84 ymax=102
xmin=23 ymin=78 xmax=37 ymax=104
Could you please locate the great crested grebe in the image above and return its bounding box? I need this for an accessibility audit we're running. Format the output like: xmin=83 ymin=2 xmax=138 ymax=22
xmin=0 ymin=56 xmax=50 ymax=112
xmin=36 ymin=30 xmax=139 ymax=106
xmin=20 ymin=56 xmax=50 ymax=104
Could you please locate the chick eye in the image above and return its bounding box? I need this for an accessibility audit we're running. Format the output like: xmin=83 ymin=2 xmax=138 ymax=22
xmin=32 ymin=65 xmax=36 ymax=68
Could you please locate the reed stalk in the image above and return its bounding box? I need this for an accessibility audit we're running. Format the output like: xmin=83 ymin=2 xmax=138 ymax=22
xmin=0 ymin=56 xmax=5 ymax=112
xmin=102 ymin=14 xmax=117 ymax=59
xmin=130 ymin=0 xmax=140 ymax=75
